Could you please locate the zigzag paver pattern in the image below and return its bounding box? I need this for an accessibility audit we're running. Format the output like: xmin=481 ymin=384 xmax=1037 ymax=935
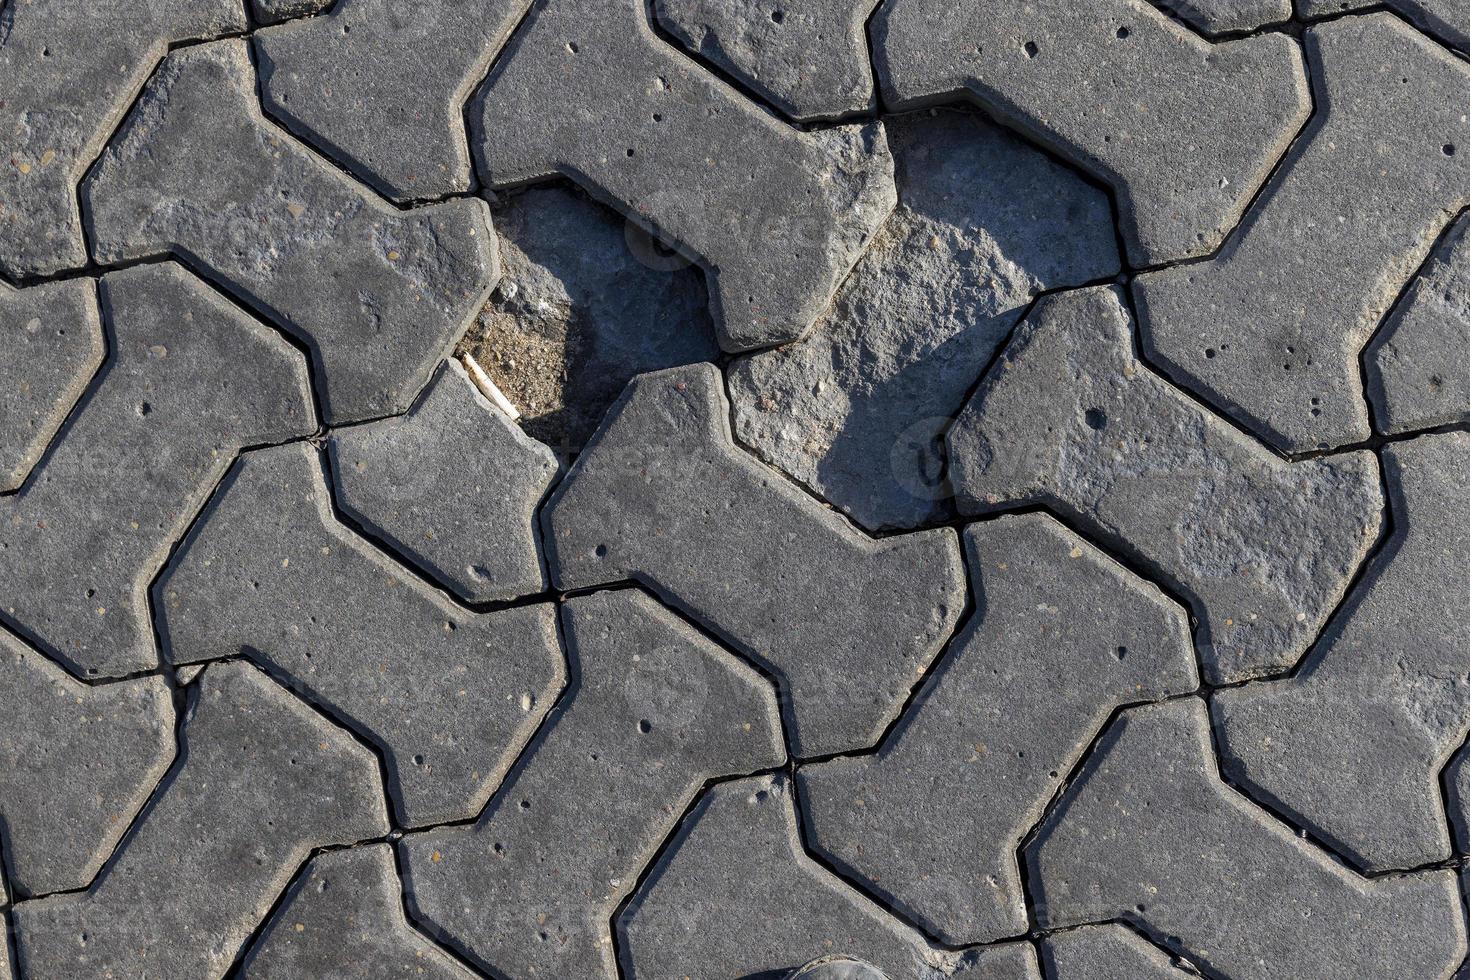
xmin=0 ymin=3 xmax=1467 ymax=978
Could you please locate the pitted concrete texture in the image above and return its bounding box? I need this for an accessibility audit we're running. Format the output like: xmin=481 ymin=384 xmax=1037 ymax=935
xmin=799 ymin=515 xmax=1195 ymax=945
xmin=544 ymin=364 xmax=965 ymax=758
xmin=0 ymin=631 xmax=173 ymax=897
xmin=946 ymin=286 xmax=1382 ymax=684
xmin=328 ymin=359 xmax=558 ymax=604
xmin=402 ymin=589 xmax=784 ymax=978
xmin=1135 ymin=13 xmax=1470 ymax=454
xmin=4 ymin=4 xmax=1469 ymax=978
xmin=240 ymin=845 xmax=475 ymax=980
xmin=873 ymin=0 xmax=1309 ymax=266
xmin=157 ymin=441 xmax=564 ymax=828
xmin=0 ymin=262 xmax=314 ymax=679
xmin=85 ymin=39 xmax=498 ymax=425
xmin=12 ymin=662 xmax=389 ymax=979
xmin=0 ymin=279 xmax=103 ymax=493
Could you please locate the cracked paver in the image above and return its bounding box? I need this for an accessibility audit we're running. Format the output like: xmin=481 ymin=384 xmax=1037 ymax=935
xmin=474 ymin=0 xmax=897 ymax=351
xmin=728 ymin=108 xmax=1118 ymax=531
xmin=800 ymin=514 xmax=1196 ymax=945
xmin=872 ymin=0 xmax=1309 ymax=265
xmin=328 ymin=359 xmax=558 ymax=604
xmin=1213 ymin=431 xmax=1470 ymax=873
xmin=1040 ymin=924 xmax=1193 ymax=979
xmin=240 ymin=845 xmax=474 ymax=980
xmin=0 ymin=262 xmax=314 ymax=679
xmin=653 ymin=0 xmax=880 ymax=121
xmin=1029 ymin=698 xmax=1466 ymax=980
xmin=1367 ymin=210 xmax=1470 ymax=435
xmin=0 ymin=0 xmax=246 ymax=279
xmin=3 ymin=3 xmax=1468 ymax=976
xmin=946 ymin=286 xmax=1382 ymax=684
xmin=12 ymin=662 xmax=389 ymax=979
xmin=157 ymin=441 xmax=564 ymax=828
xmin=402 ymin=588 xmax=784 ymax=979
xmin=0 ymin=631 xmax=173 ymax=897
xmin=619 ymin=774 xmax=1042 ymax=979
xmin=85 ymin=39 xmax=498 ymax=425
xmin=545 ymin=363 xmax=966 ymax=757
xmin=257 ymin=0 xmax=530 ymax=201
xmin=0 ymin=279 xmax=102 ymax=493
xmin=1136 ymin=13 xmax=1470 ymax=454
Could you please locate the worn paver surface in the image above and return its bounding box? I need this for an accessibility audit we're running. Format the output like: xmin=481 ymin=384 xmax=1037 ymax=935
xmin=1 ymin=4 xmax=1466 ymax=979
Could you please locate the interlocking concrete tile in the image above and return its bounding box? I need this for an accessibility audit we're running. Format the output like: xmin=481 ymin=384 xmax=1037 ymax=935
xmin=473 ymin=0 xmax=897 ymax=351
xmin=401 ymin=589 xmax=784 ymax=979
xmin=1135 ymin=14 xmax=1470 ymax=454
xmin=0 ymin=632 xmax=172 ymax=898
xmin=1164 ymin=0 xmax=1292 ymax=34
xmin=1301 ymin=2 xmax=1470 ymax=53
xmin=0 ymin=0 xmax=246 ymax=279
xmin=1366 ymin=211 xmax=1470 ymax=436
xmin=328 ymin=359 xmax=558 ymax=604
xmin=1449 ymin=743 xmax=1470 ymax=855
xmin=872 ymin=0 xmax=1308 ymax=266
xmin=461 ymin=185 xmax=718 ymax=454
xmin=252 ymin=0 xmax=335 ymax=25
xmin=545 ymin=363 xmax=966 ymax=757
xmin=1028 ymin=698 xmax=1466 ymax=980
xmin=1041 ymin=924 xmax=1192 ymax=979
xmin=620 ymin=774 xmax=1041 ymax=979
xmin=728 ymin=109 xmax=1118 ymax=532
xmin=800 ymin=514 xmax=1196 ymax=945
xmin=0 ymin=263 xmax=314 ymax=679
xmin=12 ymin=661 xmax=389 ymax=979
xmin=84 ymin=39 xmax=498 ymax=425
xmin=257 ymin=0 xmax=529 ymax=201
xmin=241 ymin=845 xmax=473 ymax=980
xmin=157 ymin=442 xmax=565 ymax=829
xmin=652 ymin=0 xmax=879 ymax=121
xmin=0 ymin=279 xmax=103 ymax=493
xmin=946 ymin=287 xmax=1382 ymax=684
xmin=1212 ymin=432 xmax=1470 ymax=873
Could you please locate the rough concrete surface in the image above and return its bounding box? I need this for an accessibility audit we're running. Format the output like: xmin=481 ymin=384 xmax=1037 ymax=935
xmin=3 ymin=4 xmax=1468 ymax=978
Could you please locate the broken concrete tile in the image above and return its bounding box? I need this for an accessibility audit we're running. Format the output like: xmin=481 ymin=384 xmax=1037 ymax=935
xmin=1367 ymin=211 xmax=1470 ymax=436
xmin=328 ymin=359 xmax=558 ymax=604
xmin=0 ymin=279 xmax=104 ymax=493
xmin=460 ymin=185 xmax=718 ymax=454
xmin=0 ymin=0 xmax=245 ymax=279
xmin=619 ymin=774 xmax=1041 ymax=979
xmin=544 ymin=363 xmax=966 ymax=757
xmin=652 ymin=0 xmax=879 ymax=121
xmin=1028 ymin=698 xmax=1466 ymax=980
xmin=252 ymin=0 xmax=335 ymax=24
xmin=800 ymin=514 xmax=1196 ymax=945
xmin=12 ymin=661 xmax=389 ymax=979
xmin=1168 ymin=0 xmax=1291 ymax=34
xmin=1300 ymin=1 xmax=1470 ymax=54
xmin=946 ymin=287 xmax=1382 ymax=684
xmin=257 ymin=0 xmax=528 ymax=201
xmin=1136 ymin=14 xmax=1470 ymax=454
xmin=1041 ymin=925 xmax=1193 ymax=980
xmin=0 ymin=263 xmax=314 ymax=679
xmin=85 ymin=39 xmax=498 ymax=425
xmin=728 ymin=109 xmax=1119 ymax=532
xmin=871 ymin=0 xmax=1308 ymax=266
xmin=241 ymin=845 xmax=473 ymax=980
xmin=474 ymin=0 xmax=896 ymax=351
xmin=0 ymin=631 xmax=173 ymax=897
xmin=1212 ymin=432 xmax=1470 ymax=873
xmin=401 ymin=588 xmax=784 ymax=979
xmin=157 ymin=441 xmax=565 ymax=829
